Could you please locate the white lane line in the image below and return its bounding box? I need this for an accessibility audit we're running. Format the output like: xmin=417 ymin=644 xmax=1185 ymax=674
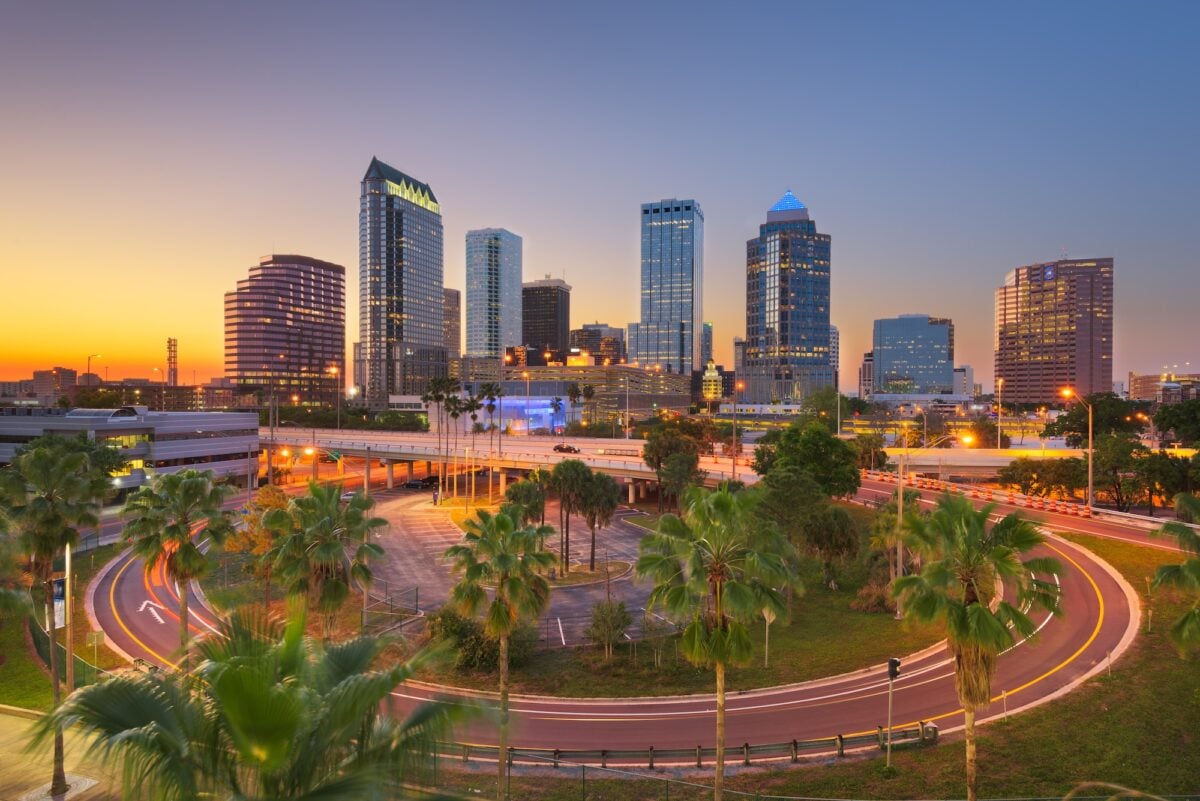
xmin=557 ymin=617 xmax=566 ymax=646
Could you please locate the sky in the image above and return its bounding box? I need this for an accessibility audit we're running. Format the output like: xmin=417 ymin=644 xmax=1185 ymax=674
xmin=1 ymin=2 xmax=1198 ymax=389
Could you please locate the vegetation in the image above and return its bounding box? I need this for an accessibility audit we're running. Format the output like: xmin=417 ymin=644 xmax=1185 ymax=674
xmin=895 ymin=494 xmax=1062 ymax=801
xmin=1151 ymin=493 xmax=1200 ymax=649
xmin=582 ymin=471 xmax=622 ymax=570
xmin=751 ymin=419 xmax=860 ymax=498
xmin=1155 ymin=398 xmax=1200 ymax=446
xmin=504 ymin=478 xmax=546 ymax=527
xmin=585 ymin=599 xmax=633 ymax=660
xmin=427 ymin=607 xmax=537 ymax=671
xmin=444 ymin=507 xmax=556 ymax=800
xmin=550 ymin=459 xmax=591 ymax=572
xmin=264 ymin=403 xmax=428 ymax=432
xmin=1042 ymin=392 xmax=1148 ymax=446
xmin=124 ymin=470 xmax=234 ymax=664
xmin=224 ymin=484 xmax=289 ymax=609
xmin=262 ymin=482 xmax=387 ymax=638
xmin=44 ymin=609 xmax=458 ymax=801
xmin=636 ymin=487 xmax=799 ymax=801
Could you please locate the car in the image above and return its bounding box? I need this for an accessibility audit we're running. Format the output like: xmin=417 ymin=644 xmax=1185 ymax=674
xmin=553 ymin=443 xmax=580 ymax=454
xmin=420 ymin=475 xmax=440 ymax=487
xmin=403 ymin=479 xmax=427 ymax=490
xmin=340 ymin=491 xmax=358 ymax=502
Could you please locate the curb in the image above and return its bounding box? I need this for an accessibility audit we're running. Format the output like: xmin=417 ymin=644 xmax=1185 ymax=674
xmin=84 ymin=546 xmax=139 ymax=666
xmin=0 ymin=703 xmax=44 ymax=720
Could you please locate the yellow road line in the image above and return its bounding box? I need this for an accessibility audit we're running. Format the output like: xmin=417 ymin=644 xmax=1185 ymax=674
xmin=109 ymin=553 xmax=178 ymax=669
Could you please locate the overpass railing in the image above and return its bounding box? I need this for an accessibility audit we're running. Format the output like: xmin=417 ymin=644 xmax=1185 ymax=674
xmin=860 ymin=469 xmax=1097 ymax=518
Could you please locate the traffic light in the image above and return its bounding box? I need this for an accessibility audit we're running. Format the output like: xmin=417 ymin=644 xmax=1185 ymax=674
xmin=888 ymin=657 xmax=901 ymax=680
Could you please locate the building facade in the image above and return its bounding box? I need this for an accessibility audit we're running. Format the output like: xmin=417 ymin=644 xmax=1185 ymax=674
xmin=744 ymin=190 xmax=833 ymax=403
xmin=522 ymin=276 xmax=571 ymax=357
xmin=953 ymin=365 xmax=976 ymax=399
xmin=700 ymin=322 xmax=713 ymax=367
xmin=871 ymin=315 xmax=955 ymax=395
xmin=830 ymin=324 xmax=840 ymax=391
xmin=858 ymin=351 xmax=874 ymax=400
xmin=355 ymin=157 xmax=446 ymax=409
xmin=633 ymin=199 xmax=704 ymax=373
xmin=570 ymin=323 xmax=627 ymax=364
xmin=465 ymin=228 xmax=523 ymax=358
xmin=994 ymin=258 xmax=1114 ymax=404
xmin=443 ymin=288 xmax=461 ymax=359
xmin=32 ymin=368 xmax=77 ymax=405
xmin=224 ymin=254 xmax=345 ymax=407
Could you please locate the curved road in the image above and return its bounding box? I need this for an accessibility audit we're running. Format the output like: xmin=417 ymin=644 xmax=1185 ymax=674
xmin=92 ymin=473 xmax=1155 ymax=758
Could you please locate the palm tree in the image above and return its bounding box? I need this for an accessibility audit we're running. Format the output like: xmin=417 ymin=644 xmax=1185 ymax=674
xmin=895 ymin=494 xmax=1063 ymax=801
xmin=583 ymin=472 xmax=622 ymax=571
xmin=582 ymin=384 xmax=595 ymax=425
xmin=0 ymin=446 xmax=102 ymax=796
xmin=636 ymin=487 xmax=797 ymax=801
xmin=504 ymin=478 xmax=546 ymax=528
xmin=123 ymin=470 xmax=234 ymax=664
xmin=445 ymin=394 xmax=463 ymax=497
xmin=445 ymin=509 xmax=555 ymax=800
xmin=566 ymin=382 xmax=582 ymax=426
xmin=42 ymin=608 xmax=460 ymax=801
xmin=551 ymin=397 xmax=564 ymax=439
xmin=481 ymin=382 xmax=502 ymax=452
xmin=264 ymin=482 xmax=387 ymax=638
xmin=1151 ymin=493 xmax=1200 ymax=650
xmin=551 ymin=459 xmax=592 ymax=574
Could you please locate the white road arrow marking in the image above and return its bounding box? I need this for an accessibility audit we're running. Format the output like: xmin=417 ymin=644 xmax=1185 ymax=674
xmin=139 ymin=600 xmax=165 ymax=624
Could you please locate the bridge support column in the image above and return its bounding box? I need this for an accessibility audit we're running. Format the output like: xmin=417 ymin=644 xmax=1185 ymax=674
xmin=426 ymin=461 xmax=432 ymax=475
xmin=337 ymin=457 xmax=344 ymax=477
xmin=499 ymin=470 xmax=508 ymax=495
xmin=386 ymin=461 xmax=394 ymax=490
xmin=364 ymin=448 xmax=371 ymax=496
xmin=406 ymin=461 xmax=414 ymax=481
xmin=638 ymin=481 xmax=647 ymax=500
xmin=628 ymin=481 xmax=635 ymax=504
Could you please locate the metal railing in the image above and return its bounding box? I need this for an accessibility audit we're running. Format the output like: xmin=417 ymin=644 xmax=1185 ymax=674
xmin=26 ymin=614 xmax=110 ymax=690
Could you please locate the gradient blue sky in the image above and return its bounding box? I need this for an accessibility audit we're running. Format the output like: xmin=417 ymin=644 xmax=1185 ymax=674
xmin=2 ymin=2 xmax=1197 ymax=388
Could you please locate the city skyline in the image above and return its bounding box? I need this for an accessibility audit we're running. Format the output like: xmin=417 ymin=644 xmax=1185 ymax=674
xmin=2 ymin=4 xmax=1198 ymax=386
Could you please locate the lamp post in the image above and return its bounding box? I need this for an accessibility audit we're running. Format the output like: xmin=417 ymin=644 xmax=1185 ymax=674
xmin=1061 ymin=388 xmax=1094 ymax=510
xmin=732 ymin=381 xmax=744 ymax=481
xmin=329 ymin=366 xmax=342 ymax=429
xmin=996 ymin=377 xmax=1004 ymax=448
xmin=86 ymin=354 xmax=100 ymax=385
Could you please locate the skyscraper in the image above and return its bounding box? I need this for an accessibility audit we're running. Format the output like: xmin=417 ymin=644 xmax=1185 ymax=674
xmin=443 ymin=288 xmax=461 ymax=359
xmin=465 ymin=228 xmax=522 ymax=358
xmin=522 ymin=276 xmax=571 ymax=357
xmin=570 ymin=323 xmax=627 ymax=364
xmin=744 ymin=190 xmax=833 ymax=403
xmin=224 ymin=254 xmax=345 ymax=406
xmin=633 ymin=199 xmax=704 ymax=373
xmin=354 ymin=157 xmax=445 ymax=409
xmin=994 ymin=258 xmax=1114 ymax=403
xmin=871 ymin=315 xmax=955 ymax=394
xmin=700 ymin=322 xmax=713 ymax=367
xmin=858 ymin=352 xmax=874 ymax=400
xmin=829 ymin=324 xmax=840 ymax=392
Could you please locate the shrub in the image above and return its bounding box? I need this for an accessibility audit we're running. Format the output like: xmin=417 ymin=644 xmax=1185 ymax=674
xmin=427 ymin=608 xmax=537 ymax=671
xmin=585 ymin=600 xmax=632 ymax=659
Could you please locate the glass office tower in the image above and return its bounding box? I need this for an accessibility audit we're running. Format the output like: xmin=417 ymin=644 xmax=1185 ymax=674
xmin=871 ymin=315 xmax=955 ymax=394
xmin=744 ymin=190 xmax=833 ymax=403
xmin=466 ymin=228 xmax=523 ymax=358
xmin=633 ymin=199 xmax=703 ymax=373
xmin=354 ymin=157 xmax=446 ymax=409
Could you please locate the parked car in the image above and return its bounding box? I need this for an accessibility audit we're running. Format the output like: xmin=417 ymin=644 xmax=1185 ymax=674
xmin=403 ymin=479 xmax=427 ymax=490
xmin=340 ymin=491 xmax=358 ymax=502
xmin=553 ymin=443 xmax=580 ymax=454
xmin=420 ymin=475 xmax=440 ymax=487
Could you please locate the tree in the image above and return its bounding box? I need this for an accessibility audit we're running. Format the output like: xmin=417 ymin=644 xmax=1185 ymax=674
xmin=660 ymin=451 xmax=706 ymax=512
xmin=853 ymin=433 xmax=889 ymax=471
xmin=582 ymin=472 xmax=622 ymax=571
xmin=1042 ymin=392 xmax=1146 ymax=446
xmin=997 ymin=458 xmax=1046 ymax=496
xmin=445 ymin=509 xmax=555 ymax=800
xmin=0 ymin=446 xmax=102 ymax=796
xmin=968 ymin=415 xmax=1010 ymax=448
xmin=582 ymin=384 xmax=595 ymax=425
xmin=1042 ymin=457 xmax=1088 ymax=500
xmin=123 ymin=470 xmax=234 ymax=663
xmin=504 ymin=479 xmax=546 ymax=528
xmin=1137 ymin=451 xmax=1198 ymax=516
xmin=586 ymin=599 xmax=632 ymax=659
xmin=225 ymin=484 xmax=290 ymax=609
xmin=754 ymin=419 xmax=860 ymax=498
xmin=636 ymin=488 xmax=799 ymax=801
xmin=43 ymin=608 xmax=459 ymax=801
xmin=643 ymin=426 xmax=702 ymax=511
xmin=1155 ymin=399 xmax=1200 ymax=447
xmin=810 ymin=505 xmax=859 ymax=590
xmin=1093 ymin=433 xmax=1148 ymax=511
xmin=566 ymin=382 xmax=582 ymax=426
xmin=480 ymin=381 xmax=503 ymax=451
xmin=551 ymin=397 xmax=564 ymax=437
xmin=895 ymin=495 xmax=1062 ymax=801
xmin=1151 ymin=494 xmax=1200 ymax=651
xmin=755 ymin=464 xmax=828 ymax=547
xmin=551 ymin=459 xmax=592 ymax=573
xmin=263 ymin=482 xmax=387 ymax=638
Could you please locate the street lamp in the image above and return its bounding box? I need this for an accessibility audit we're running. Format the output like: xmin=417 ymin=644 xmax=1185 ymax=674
xmin=732 ymin=381 xmax=745 ymax=481
xmin=996 ymin=377 xmax=1004 ymax=448
xmin=86 ymin=354 xmax=100 ymax=384
xmin=328 ymin=366 xmax=342 ymax=429
xmin=1061 ymin=388 xmax=1094 ymax=510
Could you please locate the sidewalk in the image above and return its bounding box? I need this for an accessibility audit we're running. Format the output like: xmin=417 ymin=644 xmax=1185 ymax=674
xmin=0 ymin=711 xmax=117 ymax=800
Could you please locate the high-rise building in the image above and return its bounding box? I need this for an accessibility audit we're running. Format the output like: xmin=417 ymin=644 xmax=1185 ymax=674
xmin=953 ymin=365 xmax=975 ymax=399
xmin=871 ymin=315 xmax=955 ymax=395
xmin=224 ymin=254 xmax=345 ymax=406
xmin=994 ymin=258 xmax=1113 ymax=404
xmin=732 ymin=337 xmax=746 ymax=374
xmin=700 ymin=322 xmax=713 ymax=367
xmin=32 ymin=367 xmax=77 ymax=405
xmin=443 ymin=288 xmax=461 ymax=359
xmin=829 ymin=325 xmax=840 ymax=392
xmin=858 ymin=352 xmax=874 ymax=400
xmin=522 ymin=276 xmax=571 ymax=357
xmin=633 ymin=199 xmax=704 ymax=373
xmin=354 ymin=157 xmax=446 ymax=409
xmin=570 ymin=323 xmax=626 ymax=364
xmin=465 ymin=228 xmax=522 ymax=358
xmin=744 ymin=190 xmax=833 ymax=403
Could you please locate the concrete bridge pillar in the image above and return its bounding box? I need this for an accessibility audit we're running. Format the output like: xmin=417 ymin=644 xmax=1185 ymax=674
xmin=499 ymin=470 xmax=508 ymax=495
xmin=386 ymin=460 xmax=394 ymax=490
xmin=628 ymin=480 xmax=636 ymax=504
xmin=406 ymin=461 xmax=414 ymax=481
xmin=638 ymin=481 xmax=647 ymax=500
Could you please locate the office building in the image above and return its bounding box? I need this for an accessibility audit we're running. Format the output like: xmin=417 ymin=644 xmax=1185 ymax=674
xmin=522 ymin=276 xmax=571 ymax=357
xmin=355 ymin=157 xmax=446 ymax=409
xmin=32 ymin=368 xmax=77 ymax=405
xmin=733 ymin=337 xmax=746 ymax=374
xmin=858 ymin=352 xmax=874 ymax=400
xmin=954 ymin=365 xmax=976 ymax=399
xmin=443 ymin=288 xmax=461 ymax=359
xmin=1128 ymin=369 xmax=1200 ymax=404
xmin=871 ymin=315 xmax=955 ymax=395
xmin=225 ymin=254 xmax=345 ymax=407
xmin=744 ymin=190 xmax=833 ymax=403
xmin=633 ymin=199 xmax=704 ymax=373
xmin=570 ymin=323 xmax=627 ymax=364
xmin=0 ymin=407 xmax=259 ymax=496
xmin=497 ymin=364 xmax=692 ymax=432
xmin=700 ymin=322 xmax=713 ymax=367
xmin=465 ymin=228 xmax=522 ymax=358
xmin=994 ymin=258 xmax=1113 ymax=404
xmin=830 ymin=324 xmax=840 ymax=391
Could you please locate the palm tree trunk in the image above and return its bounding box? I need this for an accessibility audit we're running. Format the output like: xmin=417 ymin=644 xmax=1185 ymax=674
xmin=563 ymin=511 xmax=571 ymax=575
xmin=589 ymin=523 xmax=596 ymax=572
xmin=714 ymin=660 xmax=726 ymax=801
xmin=964 ymin=707 xmax=978 ymax=801
xmin=497 ymin=633 xmax=510 ymax=801
xmin=178 ymin=576 xmax=190 ymax=668
xmin=44 ymin=588 xmax=69 ymax=796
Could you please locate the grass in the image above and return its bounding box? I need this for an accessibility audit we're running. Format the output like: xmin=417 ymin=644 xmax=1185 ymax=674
xmin=0 ymin=616 xmax=53 ymax=711
xmin=449 ymin=533 xmax=1200 ymax=799
xmin=55 ymin=544 xmax=129 ymax=671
